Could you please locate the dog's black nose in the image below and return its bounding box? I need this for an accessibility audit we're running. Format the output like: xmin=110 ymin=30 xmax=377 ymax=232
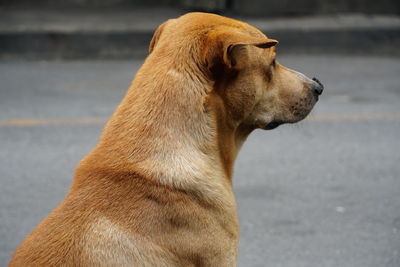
xmin=311 ymin=77 xmax=324 ymax=96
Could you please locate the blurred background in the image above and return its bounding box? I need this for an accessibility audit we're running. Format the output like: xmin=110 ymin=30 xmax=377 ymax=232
xmin=1 ymin=0 xmax=399 ymax=58
xmin=1 ymin=1 xmax=400 ymax=267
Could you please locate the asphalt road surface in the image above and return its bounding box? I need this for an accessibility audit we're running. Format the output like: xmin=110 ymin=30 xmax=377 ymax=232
xmin=1 ymin=54 xmax=399 ymax=267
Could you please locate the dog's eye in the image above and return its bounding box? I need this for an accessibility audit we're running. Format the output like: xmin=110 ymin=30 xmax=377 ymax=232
xmin=271 ymin=59 xmax=276 ymax=67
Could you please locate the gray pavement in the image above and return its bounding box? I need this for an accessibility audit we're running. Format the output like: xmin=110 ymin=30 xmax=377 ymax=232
xmin=1 ymin=54 xmax=400 ymax=266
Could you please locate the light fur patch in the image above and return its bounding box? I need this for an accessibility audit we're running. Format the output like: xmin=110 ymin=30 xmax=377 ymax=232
xmin=82 ymin=217 xmax=177 ymax=267
xmin=136 ymin=142 xmax=235 ymax=208
xmin=167 ymin=69 xmax=184 ymax=79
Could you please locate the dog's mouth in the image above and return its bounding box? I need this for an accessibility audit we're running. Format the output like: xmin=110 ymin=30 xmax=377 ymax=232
xmin=264 ymin=120 xmax=284 ymax=130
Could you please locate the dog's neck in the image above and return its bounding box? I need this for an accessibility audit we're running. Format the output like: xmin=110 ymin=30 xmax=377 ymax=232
xmin=78 ymin=56 xmax=250 ymax=206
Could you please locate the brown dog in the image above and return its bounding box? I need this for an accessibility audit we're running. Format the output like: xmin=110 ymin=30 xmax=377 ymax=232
xmin=9 ymin=12 xmax=323 ymax=266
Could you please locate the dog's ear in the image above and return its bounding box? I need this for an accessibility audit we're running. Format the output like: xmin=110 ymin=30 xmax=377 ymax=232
xmin=149 ymin=19 xmax=173 ymax=54
xmin=203 ymin=31 xmax=278 ymax=72
xmin=226 ymin=39 xmax=278 ymax=68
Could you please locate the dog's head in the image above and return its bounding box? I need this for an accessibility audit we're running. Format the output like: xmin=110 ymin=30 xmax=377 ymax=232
xmin=149 ymin=13 xmax=323 ymax=131
xmin=198 ymin=16 xmax=323 ymax=131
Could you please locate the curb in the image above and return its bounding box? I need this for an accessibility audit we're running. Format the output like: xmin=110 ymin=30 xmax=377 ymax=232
xmin=1 ymin=9 xmax=399 ymax=59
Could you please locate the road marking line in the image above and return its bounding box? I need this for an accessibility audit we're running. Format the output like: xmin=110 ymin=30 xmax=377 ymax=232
xmin=0 ymin=118 xmax=107 ymax=127
xmin=0 ymin=114 xmax=399 ymax=127
xmin=307 ymin=114 xmax=400 ymax=121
